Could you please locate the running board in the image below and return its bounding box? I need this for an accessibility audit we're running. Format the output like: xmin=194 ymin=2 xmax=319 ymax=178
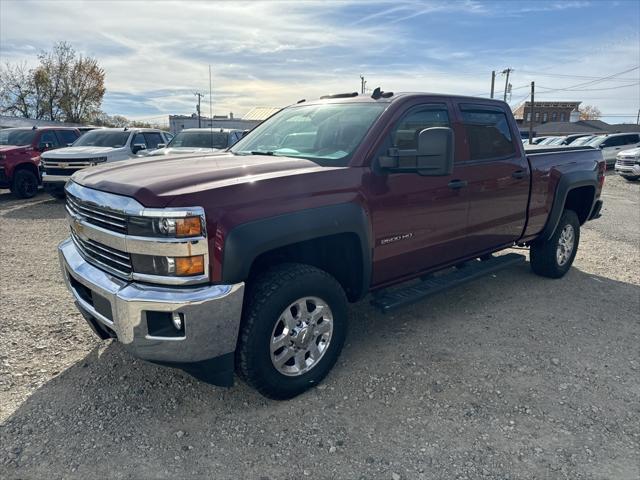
xmin=371 ymin=253 xmax=526 ymax=313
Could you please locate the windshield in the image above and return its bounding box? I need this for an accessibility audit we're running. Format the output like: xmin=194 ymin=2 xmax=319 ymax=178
xmin=548 ymin=137 xmax=566 ymax=145
xmin=0 ymin=129 xmax=36 ymax=146
xmin=230 ymin=103 xmax=387 ymax=164
xmin=73 ymin=130 xmax=130 ymax=148
xmin=585 ymin=136 xmax=606 ymax=146
xmin=569 ymin=136 xmax=594 ymax=146
xmin=168 ymin=131 xmax=229 ymax=149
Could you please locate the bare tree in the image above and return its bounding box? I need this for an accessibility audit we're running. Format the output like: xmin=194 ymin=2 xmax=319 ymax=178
xmin=61 ymin=55 xmax=106 ymax=123
xmin=0 ymin=62 xmax=41 ymax=118
xmin=580 ymin=105 xmax=602 ymax=120
xmin=33 ymin=42 xmax=76 ymax=121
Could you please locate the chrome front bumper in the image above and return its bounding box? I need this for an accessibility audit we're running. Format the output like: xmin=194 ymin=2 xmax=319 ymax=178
xmin=614 ymin=162 xmax=640 ymax=176
xmin=58 ymin=237 xmax=244 ymax=364
xmin=43 ymin=173 xmax=72 ymax=183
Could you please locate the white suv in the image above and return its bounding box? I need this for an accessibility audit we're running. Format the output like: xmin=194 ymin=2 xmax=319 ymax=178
xmin=41 ymin=128 xmax=171 ymax=198
xmin=615 ymin=147 xmax=640 ymax=181
xmin=585 ymin=133 xmax=640 ymax=167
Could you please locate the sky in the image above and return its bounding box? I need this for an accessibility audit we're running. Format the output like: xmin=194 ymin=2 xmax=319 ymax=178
xmin=1 ymin=0 xmax=639 ymax=125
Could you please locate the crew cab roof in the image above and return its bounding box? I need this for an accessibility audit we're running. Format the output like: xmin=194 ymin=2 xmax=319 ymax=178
xmin=300 ymin=92 xmax=510 ymax=108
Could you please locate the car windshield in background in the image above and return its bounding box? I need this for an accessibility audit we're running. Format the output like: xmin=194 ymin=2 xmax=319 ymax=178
xmin=169 ymin=131 xmax=229 ymax=149
xmin=73 ymin=130 xmax=130 ymax=148
xmin=570 ymin=136 xmax=595 ymax=146
xmin=230 ymin=103 xmax=388 ymax=164
xmin=585 ymin=136 xmax=606 ymax=146
xmin=0 ymin=129 xmax=36 ymax=146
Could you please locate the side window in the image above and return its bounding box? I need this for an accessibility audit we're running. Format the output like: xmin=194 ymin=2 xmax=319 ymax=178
xmin=56 ymin=130 xmax=79 ymax=146
xmin=623 ymin=134 xmax=640 ymax=145
xmin=38 ymin=131 xmax=59 ymax=148
xmin=461 ymin=108 xmax=515 ymax=161
xmin=132 ymin=133 xmax=147 ymax=148
xmin=143 ymin=132 xmax=164 ymax=149
xmin=392 ymin=106 xmax=449 ymax=150
xmin=604 ymin=136 xmax=624 ymax=147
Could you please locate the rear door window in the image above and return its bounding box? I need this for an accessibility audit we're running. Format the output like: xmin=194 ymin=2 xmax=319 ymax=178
xmin=55 ymin=129 xmax=79 ymax=146
xmin=143 ymin=132 xmax=164 ymax=149
xmin=623 ymin=134 xmax=640 ymax=145
xmin=460 ymin=107 xmax=516 ymax=161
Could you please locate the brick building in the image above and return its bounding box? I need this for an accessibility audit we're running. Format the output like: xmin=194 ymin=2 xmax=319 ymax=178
xmin=513 ymin=101 xmax=581 ymax=126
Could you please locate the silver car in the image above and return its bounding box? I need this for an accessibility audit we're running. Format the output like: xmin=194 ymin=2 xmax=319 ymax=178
xmin=584 ymin=133 xmax=640 ymax=167
xmin=615 ymin=147 xmax=640 ymax=181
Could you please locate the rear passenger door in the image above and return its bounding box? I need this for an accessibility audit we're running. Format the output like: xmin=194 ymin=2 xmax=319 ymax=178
xmin=455 ymin=104 xmax=530 ymax=254
xmin=143 ymin=132 xmax=165 ymax=150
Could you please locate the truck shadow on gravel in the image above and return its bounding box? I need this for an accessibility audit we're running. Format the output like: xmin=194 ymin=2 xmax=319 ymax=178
xmin=1 ymin=197 xmax=66 ymax=219
xmin=2 ymin=264 xmax=639 ymax=478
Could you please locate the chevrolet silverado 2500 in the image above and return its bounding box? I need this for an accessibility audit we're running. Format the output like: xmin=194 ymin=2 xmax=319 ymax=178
xmin=58 ymin=91 xmax=605 ymax=399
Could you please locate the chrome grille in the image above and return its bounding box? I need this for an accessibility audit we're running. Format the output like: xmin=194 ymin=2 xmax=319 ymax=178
xmin=66 ymin=194 xmax=128 ymax=234
xmin=617 ymin=158 xmax=637 ymax=166
xmin=70 ymin=230 xmax=132 ymax=278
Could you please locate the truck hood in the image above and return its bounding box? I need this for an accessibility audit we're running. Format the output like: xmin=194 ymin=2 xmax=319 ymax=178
xmin=617 ymin=147 xmax=640 ymax=158
xmin=0 ymin=145 xmax=30 ymax=154
xmin=71 ymin=152 xmax=329 ymax=207
xmin=42 ymin=146 xmax=121 ymax=158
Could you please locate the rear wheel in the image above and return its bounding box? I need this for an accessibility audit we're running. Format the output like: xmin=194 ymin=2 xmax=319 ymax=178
xmin=236 ymin=263 xmax=348 ymax=399
xmin=11 ymin=169 xmax=39 ymax=199
xmin=530 ymin=209 xmax=580 ymax=278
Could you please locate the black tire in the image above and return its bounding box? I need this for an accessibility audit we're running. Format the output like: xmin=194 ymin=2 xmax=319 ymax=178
xmin=49 ymin=189 xmax=66 ymax=199
xmin=236 ymin=263 xmax=348 ymax=400
xmin=11 ymin=169 xmax=39 ymax=199
xmin=622 ymin=175 xmax=639 ymax=182
xmin=530 ymin=209 xmax=580 ymax=278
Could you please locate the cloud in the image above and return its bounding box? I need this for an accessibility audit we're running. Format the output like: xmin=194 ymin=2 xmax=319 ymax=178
xmin=1 ymin=0 xmax=638 ymax=123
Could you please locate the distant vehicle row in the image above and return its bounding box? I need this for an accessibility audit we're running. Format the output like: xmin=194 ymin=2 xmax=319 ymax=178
xmin=0 ymin=126 xmax=245 ymax=199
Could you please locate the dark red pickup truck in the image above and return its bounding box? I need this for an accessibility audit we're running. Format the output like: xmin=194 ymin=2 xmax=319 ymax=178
xmin=58 ymin=91 xmax=604 ymax=399
xmin=0 ymin=127 xmax=80 ymax=198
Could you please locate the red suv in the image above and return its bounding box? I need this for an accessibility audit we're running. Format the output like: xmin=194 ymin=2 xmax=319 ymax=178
xmin=0 ymin=126 xmax=81 ymax=198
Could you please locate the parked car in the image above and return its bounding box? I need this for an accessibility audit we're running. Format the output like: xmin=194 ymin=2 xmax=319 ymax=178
xmin=560 ymin=134 xmax=592 ymax=145
xmin=569 ymin=135 xmax=597 ymax=146
xmin=584 ymin=133 xmax=640 ymax=167
xmin=530 ymin=137 xmax=549 ymax=144
xmin=0 ymin=126 xmax=80 ymax=198
xmin=537 ymin=136 xmax=563 ymax=145
xmin=59 ymin=91 xmax=605 ymax=399
xmin=40 ymin=127 xmax=172 ymax=198
xmin=145 ymin=128 xmax=243 ymax=157
xmin=614 ymin=147 xmax=640 ymax=181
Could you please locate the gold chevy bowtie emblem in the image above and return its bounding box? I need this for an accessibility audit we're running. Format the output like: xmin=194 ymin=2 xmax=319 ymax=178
xmin=59 ymin=162 xmax=68 ymax=168
xmin=73 ymin=218 xmax=83 ymax=235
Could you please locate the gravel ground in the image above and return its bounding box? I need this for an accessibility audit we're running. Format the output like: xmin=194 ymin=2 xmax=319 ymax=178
xmin=1 ymin=173 xmax=638 ymax=480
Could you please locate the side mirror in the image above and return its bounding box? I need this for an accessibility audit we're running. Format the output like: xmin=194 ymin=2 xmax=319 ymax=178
xmin=156 ymin=143 xmax=166 ymax=149
xmin=379 ymin=127 xmax=454 ymax=176
xmin=39 ymin=142 xmax=54 ymax=151
xmin=242 ymin=130 xmax=250 ymax=138
xmin=132 ymin=143 xmax=147 ymax=154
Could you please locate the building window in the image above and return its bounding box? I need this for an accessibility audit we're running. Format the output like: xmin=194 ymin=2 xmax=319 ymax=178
xmin=535 ymin=112 xmax=540 ymax=121
xmin=560 ymin=113 xmax=565 ymax=122
xmin=526 ymin=113 xmax=531 ymax=122
xmin=543 ymin=113 xmax=548 ymax=123
xmin=552 ymin=112 xmax=557 ymax=121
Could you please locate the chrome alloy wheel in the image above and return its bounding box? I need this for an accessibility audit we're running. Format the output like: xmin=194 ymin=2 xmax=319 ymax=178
xmin=556 ymin=224 xmax=575 ymax=266
xmin=270 ymin=296 xmax=334 ymax=376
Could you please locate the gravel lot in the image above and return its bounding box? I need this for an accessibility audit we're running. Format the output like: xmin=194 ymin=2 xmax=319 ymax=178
xmin=1 ymin=174 xmax=638 ymax=480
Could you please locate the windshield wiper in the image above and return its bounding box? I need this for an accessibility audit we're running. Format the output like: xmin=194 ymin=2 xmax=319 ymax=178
xmin=251 ymin=150 xmax=275 ymax=156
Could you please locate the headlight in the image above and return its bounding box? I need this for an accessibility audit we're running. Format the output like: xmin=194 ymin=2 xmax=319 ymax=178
xmin=128 ymin=216 xmax=203 ymax=238
xmin=131 ymin=254 xmax=205 ymax=277
xmin=90 ymin=156 xmax=108 ymax=165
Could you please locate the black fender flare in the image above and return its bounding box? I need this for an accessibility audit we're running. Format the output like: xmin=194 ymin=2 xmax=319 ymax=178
xmin=540 ymin=170 xmax=598 ymax=241
xmin=221 ymin=203 xmax=372 ymax=298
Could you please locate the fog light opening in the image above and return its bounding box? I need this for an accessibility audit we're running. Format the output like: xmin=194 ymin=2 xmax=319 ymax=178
xmin=172 ymin=312 xmax=183 ymax=330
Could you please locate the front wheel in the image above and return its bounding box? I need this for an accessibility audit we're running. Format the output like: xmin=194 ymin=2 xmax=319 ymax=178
xmin=530 ymin=209 xmax=580 ymax=278
xmin=236 ymin=263 xmax=348 ymax=399
xmin=11 ymin=170 xmax=39 ymax=199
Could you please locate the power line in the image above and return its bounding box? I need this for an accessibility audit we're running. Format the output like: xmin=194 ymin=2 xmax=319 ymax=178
xmin=533 ymin=66 xmax=639 ymax=94
xmin=516 ymin=70 xmax=638 ymax=81
xmin=536 ymin=82 xmax=640 ymax=92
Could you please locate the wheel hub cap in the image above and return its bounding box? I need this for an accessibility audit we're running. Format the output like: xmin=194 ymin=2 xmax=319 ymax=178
xmin=556 ymin=224 xmax=575 ymax=266
xmin=270 ymin=296 xmax=334 ymax=377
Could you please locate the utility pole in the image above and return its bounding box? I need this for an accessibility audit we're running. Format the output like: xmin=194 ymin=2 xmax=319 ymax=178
xmin=501 ymin=68 xmax=512 ymax=102
xmin=528 ymin=81 xmax=535 ymax=145
xmin=490 ymin=70 xmax=496 ymax=98
xmin=360 ymin=75 xmax=366 ymax=95
xmin=195 ymin=92 xmax=204 ymax=128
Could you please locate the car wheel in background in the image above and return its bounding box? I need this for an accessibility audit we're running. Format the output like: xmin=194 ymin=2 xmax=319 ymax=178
xmin=11 ymin=169 xmax=39 ymax=199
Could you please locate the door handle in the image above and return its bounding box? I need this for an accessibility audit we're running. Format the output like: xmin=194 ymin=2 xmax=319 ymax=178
xmin=512 ymin=170 xmax=527 ymax=179
xmin=448 ymin=179 xmax=468 ymax=189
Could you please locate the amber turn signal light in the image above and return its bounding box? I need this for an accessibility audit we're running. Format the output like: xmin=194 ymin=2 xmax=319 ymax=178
xmin=175 ymin=255 xmax=205 ymax=276
xmin=176 ymin=217 xmax=202 ymax=237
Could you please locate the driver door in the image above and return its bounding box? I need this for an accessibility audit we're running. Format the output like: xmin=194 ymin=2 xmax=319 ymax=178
xmin=363 ymin=102 xmax=469 ymax=286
